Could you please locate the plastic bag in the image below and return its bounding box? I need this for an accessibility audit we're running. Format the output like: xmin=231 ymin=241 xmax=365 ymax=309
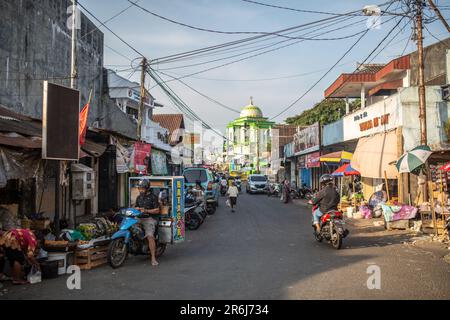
xmin=27 ymin=265 xmax=42 ymax=284
xmin=226 ymin=199 xmax=231 ymax=207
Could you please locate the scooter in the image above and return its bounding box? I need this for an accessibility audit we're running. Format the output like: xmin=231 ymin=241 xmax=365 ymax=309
xmin=107 ymin=208 xmax=166 ymax=268
xmin=185 ymin=192 xmax=206 ymax=230
xmin=267 ymin=183 xmax=281 ymax=197
xmin=309 ymin=202 xmax=349 ymax=250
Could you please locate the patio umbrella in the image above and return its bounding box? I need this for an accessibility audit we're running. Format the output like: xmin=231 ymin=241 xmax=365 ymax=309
xmin=332 ymin=163 xmax=360 ymax=209
xmin=395 ymin=145 xmax=432 ymax=173
xmin=332 ymin=163 xmax=360 ymax=176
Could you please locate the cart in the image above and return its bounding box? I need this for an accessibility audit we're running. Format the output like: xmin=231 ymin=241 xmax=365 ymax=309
xmin=128 ymin=176 xmax=186 ymax=244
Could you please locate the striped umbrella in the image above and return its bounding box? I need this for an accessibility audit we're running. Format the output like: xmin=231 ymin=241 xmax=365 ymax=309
xmin=332 ymin=163 xmax=360 ymax=176
xmin=395 ymin=145 xmax=432 ymax=173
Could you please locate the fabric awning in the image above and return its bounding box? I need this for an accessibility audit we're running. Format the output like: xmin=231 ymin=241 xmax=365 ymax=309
xmin=320 ymin=151 xmax=353 ymax=163
xmin=351 ymin=130 xmax=398 ymax=179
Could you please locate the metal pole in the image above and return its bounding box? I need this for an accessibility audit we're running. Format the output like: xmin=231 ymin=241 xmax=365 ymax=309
xmin=428 ymin=0 xmax=450 ymax=33
xmin=137 ymin=57 xmax=147 ymax=141
xmin=416 ymin=0 xmax=427 ymax=146
xmin=70 ymin=0 xmax=77 ymax=90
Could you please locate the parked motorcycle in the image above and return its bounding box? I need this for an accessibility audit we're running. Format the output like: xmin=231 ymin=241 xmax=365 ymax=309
xmin=107 ymin=208 xmax=166 ymax=268
xmin=267 ymin=183 xmax=281 ymax=197
xmin=185 ymin=192 xmax=206 ymax=229
xmin=298 ymin=185 xmax=314 ymax=200
xmin=309 ymin=202 xmax=349 ymax=249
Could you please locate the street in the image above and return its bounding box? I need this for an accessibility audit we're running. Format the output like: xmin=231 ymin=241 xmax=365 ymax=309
xmin=2 ymin=192 xmax=450 ymax=300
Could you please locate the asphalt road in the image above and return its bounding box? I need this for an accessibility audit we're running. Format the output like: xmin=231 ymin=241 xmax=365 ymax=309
xmin=2 ymin=191 xmax=450 ymax=300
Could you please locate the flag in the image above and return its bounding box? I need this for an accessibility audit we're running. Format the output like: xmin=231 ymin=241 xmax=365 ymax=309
xmin=79 ymin=89 xmax=92 ymax=146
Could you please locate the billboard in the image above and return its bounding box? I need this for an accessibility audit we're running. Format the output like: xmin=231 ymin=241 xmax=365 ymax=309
xmin=293 ymin=122 xmax=320 ymax=156
xmin=42 ymin=82 xmax=80 ymax=160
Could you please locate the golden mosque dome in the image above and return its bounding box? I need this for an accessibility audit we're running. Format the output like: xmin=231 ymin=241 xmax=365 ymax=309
xmin=240 ymin=97 xmax=263 ymax=118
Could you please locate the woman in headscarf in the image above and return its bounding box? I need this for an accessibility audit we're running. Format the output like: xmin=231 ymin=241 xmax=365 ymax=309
xmin=0 ymin=228 xmax=40 ymax=284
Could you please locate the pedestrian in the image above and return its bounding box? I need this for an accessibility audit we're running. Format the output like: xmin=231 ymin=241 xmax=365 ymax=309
xmin=227 ymin=181 xmax=239 ymax=212
xmin=283 ymin=179 xmax=291 ymax=204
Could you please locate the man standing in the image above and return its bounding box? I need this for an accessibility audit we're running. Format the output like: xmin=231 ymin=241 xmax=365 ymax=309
xmin=227 ymin=181 xmax=239 ymax=213
xmin=135 ymin=180 xmax=161 ymax=266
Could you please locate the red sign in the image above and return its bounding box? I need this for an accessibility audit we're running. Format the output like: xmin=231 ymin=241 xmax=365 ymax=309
xmin=306 ymin=152 xmax=321 ymax=168
xmin=134 ymin=142 xmax=151 ymax=174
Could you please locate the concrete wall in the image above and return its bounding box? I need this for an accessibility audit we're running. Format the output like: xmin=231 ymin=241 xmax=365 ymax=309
xmin=410 ymin=38 xmax=450 ymax=86
xmin=0 ymin=0 xmax=103 ymax=122
xmin=400 ymin=86 xmax=450 ymax=151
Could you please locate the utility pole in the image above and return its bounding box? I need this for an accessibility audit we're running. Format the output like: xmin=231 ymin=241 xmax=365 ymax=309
xmin=137 ymin=57 xmax=148 ymax=141
xmin=416 ymin=0 xmax=427 ymax=146
xmin=70 ymin=0 xmax=78 ymax=89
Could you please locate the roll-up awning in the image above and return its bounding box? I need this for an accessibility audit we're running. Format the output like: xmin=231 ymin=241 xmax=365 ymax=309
xmin=351 ymin=130 xmax=398 ymax=179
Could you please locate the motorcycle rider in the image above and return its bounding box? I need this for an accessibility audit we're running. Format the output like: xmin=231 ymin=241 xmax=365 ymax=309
xmin=220 ymin=176 xmax=228 ymax=194
xmin=311 ymin=174 xmax=340 ymax=234
xmin=135 ymin=180 xmax=161 ymax=267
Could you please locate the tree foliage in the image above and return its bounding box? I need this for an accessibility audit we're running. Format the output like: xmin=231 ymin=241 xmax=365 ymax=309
xmin=285 ymin=99 xmax=360 ymax=126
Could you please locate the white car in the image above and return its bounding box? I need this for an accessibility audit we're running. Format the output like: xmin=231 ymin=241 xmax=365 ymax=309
xmin=246 ymin=174 xmax=268 ymax=194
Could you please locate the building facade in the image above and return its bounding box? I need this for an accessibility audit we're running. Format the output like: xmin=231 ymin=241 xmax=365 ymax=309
xmin=225 ymin=99 xmax=275 ymax=175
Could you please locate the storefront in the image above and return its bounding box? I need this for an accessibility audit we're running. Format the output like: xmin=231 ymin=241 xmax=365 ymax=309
xmin=292 ymin=123 xmax=321 ymax=189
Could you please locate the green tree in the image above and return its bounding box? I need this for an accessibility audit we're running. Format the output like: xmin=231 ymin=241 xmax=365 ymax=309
xmin=285 ymin=99 xmax=360 ymax=126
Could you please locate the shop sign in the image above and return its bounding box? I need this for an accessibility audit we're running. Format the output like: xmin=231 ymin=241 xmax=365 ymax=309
xmin=296 ymin=156 xmax=306 ymax=169
xmin=128 ymin=89 xmax=150 ymax=105
xmin=306 ymin=152 xmax=321 ymax=168
xmin=293 ymin=122 xmax=320 ymax=156
xmin=343 ymin=94 xmax=401 ymax=141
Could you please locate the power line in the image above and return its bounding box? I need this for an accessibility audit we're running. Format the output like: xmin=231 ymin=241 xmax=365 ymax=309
xmin=240 ymin=0 xmax=364 ymax=16
xmin=78 ymin=1 xmax=145 ymax=58
xmin=156 ymin=16 xmax=370 ymax=72
xmin=270 ymin=7 xmax=406 ymax=120
xmin=154 ymin=15 xmax=398 ymax=87
xmin=153 ymin=69 xmax=241 ymax=114
xmin=154 ymin=15 xmax=360 ymax=66
xmin=127 ymin=0 xmax=370 ymax=41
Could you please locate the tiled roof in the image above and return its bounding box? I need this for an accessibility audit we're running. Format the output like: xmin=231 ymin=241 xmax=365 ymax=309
xmin=355 ymin=63 xmax=386 ymax=74
xmin=152 ymin=114 xmax=185 ymax=145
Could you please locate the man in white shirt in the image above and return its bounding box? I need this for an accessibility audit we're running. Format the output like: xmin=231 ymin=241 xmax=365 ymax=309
xmin=227 ymin=182 xmax=239 ymax=212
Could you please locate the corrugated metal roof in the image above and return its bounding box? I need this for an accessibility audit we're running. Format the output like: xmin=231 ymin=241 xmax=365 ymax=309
xmin=152 ymin=114 xmax=185 ymax=145
xmin=0 ymin=133 xmax=41 ymax=149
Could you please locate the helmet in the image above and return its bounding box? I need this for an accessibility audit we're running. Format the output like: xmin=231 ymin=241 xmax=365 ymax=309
xmin=319 ymin=174 xmax=334 ymax=186
xmin=137 ymin=179 xmax=149 ymax=189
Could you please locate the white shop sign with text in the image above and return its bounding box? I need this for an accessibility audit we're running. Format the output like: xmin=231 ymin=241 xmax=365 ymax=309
xmin=343 ymin=94 xmax=402 ymax=141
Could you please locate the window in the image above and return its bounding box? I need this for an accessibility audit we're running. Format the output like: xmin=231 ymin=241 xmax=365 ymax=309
xmin=250 ymin=176 xmax=267 ymax=182
xmin=184 ymin=170 xmax=208 ymax=183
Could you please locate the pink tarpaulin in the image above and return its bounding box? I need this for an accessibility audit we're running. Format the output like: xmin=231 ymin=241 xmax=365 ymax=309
xmin=134 ymin=142 xmax=151 ymax=175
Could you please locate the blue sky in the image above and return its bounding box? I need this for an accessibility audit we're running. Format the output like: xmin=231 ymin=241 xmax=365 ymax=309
xmin=81 ymin=0 xmax=450 ymax=132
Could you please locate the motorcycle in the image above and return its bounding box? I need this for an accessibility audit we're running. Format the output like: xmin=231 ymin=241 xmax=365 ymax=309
xmin=185 ymin=201 xmax=205 ymax=230
xmin=185 ymin=192 xmax=206 ymax=229
xmin=267 ymin=183 xmax=281 ymax=197
xmin=298 ymin=185 xmax=314 ymax=200
xmin=107 ymin=208 xmax=166 ymax=268
xmin=310 ymin=202 xmax=349 ymax=250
